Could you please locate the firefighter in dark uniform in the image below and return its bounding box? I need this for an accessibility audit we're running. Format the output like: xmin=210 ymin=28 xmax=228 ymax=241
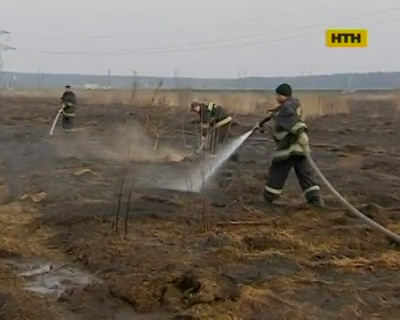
xmin=190 ymin=101 xmax=233 ymax=156
xmin=60 ymin=85 xmax=77 ymax=131
xmin=255 ymin=83 xmax=324 ymax=207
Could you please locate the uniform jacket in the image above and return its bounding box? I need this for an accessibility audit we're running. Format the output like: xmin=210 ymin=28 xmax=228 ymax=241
xmin=61 ymin=91 xmax=77 ymax=116
xmin=199 ymin=102 xmax=232 ymax=132
xmin=269 ymin=98 xmax=307 ymax=162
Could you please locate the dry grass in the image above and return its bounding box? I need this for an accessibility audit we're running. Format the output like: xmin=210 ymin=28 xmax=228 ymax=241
xmin=0 ymin=203 xmax=65 ymax=320
xmin=2 ymin=88 xmax=398 ymax=119
xmin=309 ymin=251 xmax=400 ymax=270
xmin=0 ymin=91 xmax=400 ymax=319
xmin=0 ymin=203 xmax=42 ymax=256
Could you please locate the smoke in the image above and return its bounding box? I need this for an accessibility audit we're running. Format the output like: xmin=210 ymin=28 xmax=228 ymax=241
xmin=49 ymin=121 xmax=252 ymax=194
xmin=51 ymin=122 xmax=185 ymax=163
xmin=164 ymin=130 xmax=253 ymax=193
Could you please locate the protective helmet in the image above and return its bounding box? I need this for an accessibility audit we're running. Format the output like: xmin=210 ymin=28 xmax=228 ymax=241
xmin=275 ymin=83 xmax=292 ymax=97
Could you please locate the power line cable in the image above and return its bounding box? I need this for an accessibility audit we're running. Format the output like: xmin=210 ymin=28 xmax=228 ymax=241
xmin=13 ymin=0 xmax=369 ymax=40
xmin=16 ymin=17 xmax=400 ymax=57
xmin=121 ymin=7 xmax=400 ymax=54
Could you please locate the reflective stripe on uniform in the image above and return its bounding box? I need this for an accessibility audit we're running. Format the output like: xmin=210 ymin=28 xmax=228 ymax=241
xmin=290 ymin=121 xmax=307 ymax=134
xmin=304 ymin=185 xmax=320 ymax=195
xmin=201 ymin=123 xmax=210 ymax=129
xmin=272 ymin=122 xmax=307 ymax=141
xmin=272 ymin=143 xmax=304 ymax=161
xmin=63 ymin=111 xmax=76 ymax=117
xmin=264 ymin=185 xmax=282 ymax=195
xmin=207 ymin=102 xmax=216 ymax=111
xmin=296 ymin=105 xmax=304 ymax=120
xmin=214 ymin=116 xmax=232 ymax=128
xmin=273 ymin=130 xmax=288 ymax=141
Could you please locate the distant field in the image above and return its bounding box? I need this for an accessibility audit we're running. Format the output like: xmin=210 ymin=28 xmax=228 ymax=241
xmin=1 ymin=88 xmax=399 ymax=120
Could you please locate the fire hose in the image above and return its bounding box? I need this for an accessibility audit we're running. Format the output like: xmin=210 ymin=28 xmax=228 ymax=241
xmin=303 ymin=146 xmax=400 ymax=244
xmin=254 ymin=115 xmax=400 ymax=244
xmin=49 ymin=106 xmax=64 ymax=136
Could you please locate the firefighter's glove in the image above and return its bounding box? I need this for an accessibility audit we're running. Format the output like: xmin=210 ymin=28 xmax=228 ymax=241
xmin=252 ymin=122 xmax=261 ymax=131
xmin=253 ymin=122 xmax=266 ymax=132
xmin=298 ymin=132 xmax=310 ymax=153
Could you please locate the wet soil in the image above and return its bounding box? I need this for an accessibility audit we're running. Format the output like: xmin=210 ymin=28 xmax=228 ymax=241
xmin=0 ymin=95 xmax=400 ymax=319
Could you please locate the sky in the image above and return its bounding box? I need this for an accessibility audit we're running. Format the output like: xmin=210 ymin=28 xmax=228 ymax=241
xmin=0 ymin=0 xmax=399 ymax=77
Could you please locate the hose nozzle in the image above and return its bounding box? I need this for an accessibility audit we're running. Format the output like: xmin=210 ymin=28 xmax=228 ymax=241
xmin=252 ymin=122 xmax=261 ymax=131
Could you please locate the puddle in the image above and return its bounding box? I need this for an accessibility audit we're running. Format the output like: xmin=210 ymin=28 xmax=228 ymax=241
xmin=1 ymin=257 xmax=171 ymax=319
xmin=1 ymin=258 xmax=98 ymax=301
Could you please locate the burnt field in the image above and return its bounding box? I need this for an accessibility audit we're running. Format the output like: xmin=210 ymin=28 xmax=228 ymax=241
xmin=0 ymin=92 xmax=400 ymax=320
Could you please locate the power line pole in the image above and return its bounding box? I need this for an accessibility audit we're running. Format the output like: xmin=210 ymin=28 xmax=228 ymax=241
xmin=0 ymin=30 xmax=15 ymax=87
xmin=347 ymin=74 xmax=353 ymax=91
xmin=36 ymin=68 xmax=45 ymax=88
xmin=237 ymin=71 xmax=247 ymax=90
xmin=174 ymin=69 xmax=180 ymax=89
xmin=107 ymin=69 xmax=112 ymax=88
xmin=131 ymin=70 xmax=137 ymax=102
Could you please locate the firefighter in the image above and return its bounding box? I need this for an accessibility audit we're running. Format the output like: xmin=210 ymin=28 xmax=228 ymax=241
xmin=255 ymin=83 xmax=324 ymax=207
xmin=190 ymin=101 xmax=233 ymax=156
xmin=60 ymin=85 xmax=77 ymax=131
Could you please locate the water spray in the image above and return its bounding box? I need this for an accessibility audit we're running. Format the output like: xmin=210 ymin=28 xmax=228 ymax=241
xmin=198 ymin=129 xmax=254 ymax=186
xmin=164 ymin=129 xmax=254 ymax=193
xmin=189 ymin=113 xmax=276 ymax=190
xmin=166 ymin=112 xmax=276 ymax=193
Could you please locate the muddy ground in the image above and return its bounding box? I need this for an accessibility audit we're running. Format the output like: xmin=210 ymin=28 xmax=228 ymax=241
xmin=0 ymin=95 xmax=400 ymax=320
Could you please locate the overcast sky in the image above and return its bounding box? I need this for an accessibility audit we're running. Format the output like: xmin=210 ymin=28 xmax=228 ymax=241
xmin=0 ymin=0 xmax=399 ymax=77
